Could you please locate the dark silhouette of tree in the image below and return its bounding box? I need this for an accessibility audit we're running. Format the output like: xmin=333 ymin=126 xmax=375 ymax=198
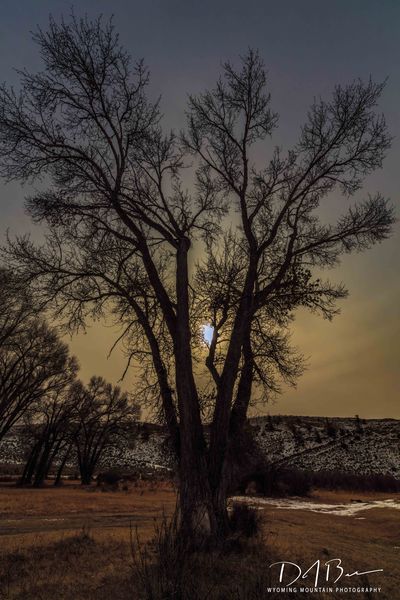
xmin=72 ymin=376 xmax=139 ymax=485
xmin=0 ymin=269 xmax=38 ymax=349
xmin=355 ymin=413 xmax=364 ymax=434
xmin=0 ymin=15 xmax=394 ymax=538
xmin=0 ymin=271 xmax=78 ymax=441
xmin=19 ymin=381 xmax=78 ymax=487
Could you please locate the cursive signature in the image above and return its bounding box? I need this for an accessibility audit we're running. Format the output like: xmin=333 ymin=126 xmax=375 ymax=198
xmin=269 ymin=559 xmax=383 ymax=587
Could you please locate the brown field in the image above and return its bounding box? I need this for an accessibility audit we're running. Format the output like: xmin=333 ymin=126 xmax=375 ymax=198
xmin=0 ymin=483 xmax=399 ymax=599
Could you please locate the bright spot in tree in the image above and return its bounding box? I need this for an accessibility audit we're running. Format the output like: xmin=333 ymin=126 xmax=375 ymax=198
xmin=202 ymin=324 xmax=214 ymax=346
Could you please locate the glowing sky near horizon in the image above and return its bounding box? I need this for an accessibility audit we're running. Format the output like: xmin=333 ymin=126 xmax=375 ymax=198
xmin=0 ymin=0 xmax=399 ymax=419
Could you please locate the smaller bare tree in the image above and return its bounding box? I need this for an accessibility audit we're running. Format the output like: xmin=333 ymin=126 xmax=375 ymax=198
xmin=0 ymin=292 xmax=78 ymax=442
xmin=19 ymin=381 xmax=78 ymax=487
xmin=72 ymin=376 xmax=140 ymax=485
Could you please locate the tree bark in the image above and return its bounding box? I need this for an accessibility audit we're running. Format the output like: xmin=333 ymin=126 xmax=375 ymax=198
xmin=208 ymin=265 xmax=257 ymax=535
xmin=174 ymin=239 xmax=216 ymax=541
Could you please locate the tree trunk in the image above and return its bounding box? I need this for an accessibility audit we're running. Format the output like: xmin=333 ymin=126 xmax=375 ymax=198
xmin=54 ymin=443 xmax=72 ymax=486
xmin=80 ymin=466 xmax=93 ymax=485
xmin=42 ymin=439 xmax=62 ymax=483
xmin=33 ymin=442 xmax=52 ymax=487
xmin=207 ymin=259 xmax=258 ymax=534
xmin=174 ymin=239 xmax=216 ymax=541
xmin=20 ymin=440 xmax=42 ymax=485
xmin=175 ymin=344 xmax=216 ymax=541
xmin=210 ymin=465 xmax=231 ymax=536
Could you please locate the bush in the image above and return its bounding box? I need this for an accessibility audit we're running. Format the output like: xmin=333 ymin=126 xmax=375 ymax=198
xmin=240 ymin=465 xmax=400 ymax=496
xmin=325 ymin=418 xmax=337 ymax=439
xmin=229 ymin=503 xmax=260 ymax=538
xmin=241 ymin=465 xmax=400 ymax=497
xmin=239 ymin=464 xmax=312 ymax=497
xmin=97 ymin=468 xmax=145 ymax=491
xmin=131 ymin=511 xmax=201 ymax=599
xmin=131 ymin=511 xmax=308 ymax=600
xmin=97 ymin=469 xmax=122 ymax=488
xmin=309 ymin=470 xmax=400 ymax=492
xmin=130 ymin=515 xmax=378 ymax=600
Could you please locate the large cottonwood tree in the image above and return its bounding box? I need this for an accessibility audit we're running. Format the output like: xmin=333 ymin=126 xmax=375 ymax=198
xmin=0 ymin=15 xmax=394 ymax=538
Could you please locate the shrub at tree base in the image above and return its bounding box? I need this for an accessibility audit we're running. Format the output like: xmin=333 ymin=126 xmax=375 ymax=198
xmin=229 ymin=503 xmax=261 ymax=538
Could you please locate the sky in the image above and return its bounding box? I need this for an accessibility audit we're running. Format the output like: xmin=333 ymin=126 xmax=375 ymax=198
xmin=0 ymin=0 xmax=399 ymax=419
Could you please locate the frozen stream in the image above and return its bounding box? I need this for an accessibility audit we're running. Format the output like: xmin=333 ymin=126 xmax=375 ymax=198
xmin=230 ymin=496 xmax=400 ymax=517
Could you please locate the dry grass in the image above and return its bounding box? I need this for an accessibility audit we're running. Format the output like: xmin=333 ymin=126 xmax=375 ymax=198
xmin=0 ymin=480 xmax=176 ymax=551
xmin=0 ymin=483 xmax=398 ymax=599
xmin=0 ymin=480 xmax=174 ymax=519
xmin=265 ymin=504 xmax=399 ymax=597
xmin=0 ymin=531 xmax=134 ymax=600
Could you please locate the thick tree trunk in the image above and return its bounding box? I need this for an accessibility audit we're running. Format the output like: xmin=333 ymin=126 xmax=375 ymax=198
xmin=209 ymin=305 xmax=256 ymax=535
xmin=80 ymin=466 xmax=93 ymax=485
xmin=174 ymin=239 xmax=216 ymax=541
xmin=210 ymin=465 xmax=231 ymax=536
xmin=230 ymin=332 xmax=254 ymax=436
xmin=76 ymin=444 xmax=93 ymax=484
xmin=175 ymin=359 xmax=215 ymax=541
xmin=33 ymin=441 xmax=53 ymax=486
xmin=20 ymin=440 xmax=42 ymax=485
xmin=209 ymin=319 xmax=255 ymax=529
xmin=219 ymin=337 xmax=265 ymax=505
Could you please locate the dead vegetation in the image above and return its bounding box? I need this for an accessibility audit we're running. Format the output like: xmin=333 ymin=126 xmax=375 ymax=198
xmin=0 ymin=530 xmax=133 ymax=600
xmin=0 ymin=484 xmax=398 ymax=599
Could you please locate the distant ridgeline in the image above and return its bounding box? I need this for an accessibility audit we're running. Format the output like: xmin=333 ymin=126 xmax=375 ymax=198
xmin=0 ymin=416 xmax=399 ymax=480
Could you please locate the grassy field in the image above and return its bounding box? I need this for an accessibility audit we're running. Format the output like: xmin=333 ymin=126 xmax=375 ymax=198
xmin=0 ymin=483 xmax=398 ymax=599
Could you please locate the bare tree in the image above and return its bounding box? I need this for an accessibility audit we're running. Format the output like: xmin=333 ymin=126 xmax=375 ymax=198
xmin=19 ymin=381 xmax=78 ymax=487
xmin=0 ymin=293 xmax=78 ymax=442
xmin=72 ymin=376 xmax=139 ymax=485
xmin=6 ymin=229 xmax=181 ymax=457
xmin=0 ymin=15 xmax=394 ymax=538
xmin=0 ymin=269 xmax=38 ymax=348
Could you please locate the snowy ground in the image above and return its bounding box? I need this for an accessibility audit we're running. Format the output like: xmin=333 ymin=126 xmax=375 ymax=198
xmin=230 ymin=495 xmax=400 ymax=516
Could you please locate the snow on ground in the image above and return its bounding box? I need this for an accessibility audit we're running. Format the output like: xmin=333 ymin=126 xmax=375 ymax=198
xmin=230 ymin=496 xmax=400 ymax=516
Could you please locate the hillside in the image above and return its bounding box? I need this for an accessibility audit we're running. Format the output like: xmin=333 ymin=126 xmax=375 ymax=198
xmin=252 ymin=415 xmax=400 ymax=479
xmin=0 ymin=416 xmax=399 ymax=479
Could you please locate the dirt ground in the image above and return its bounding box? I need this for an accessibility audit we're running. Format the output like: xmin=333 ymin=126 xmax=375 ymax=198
xmin=0 ymin=480 xmax=176 ymax=548
xmin=0 ymin=483 xmax=399 ymax=599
